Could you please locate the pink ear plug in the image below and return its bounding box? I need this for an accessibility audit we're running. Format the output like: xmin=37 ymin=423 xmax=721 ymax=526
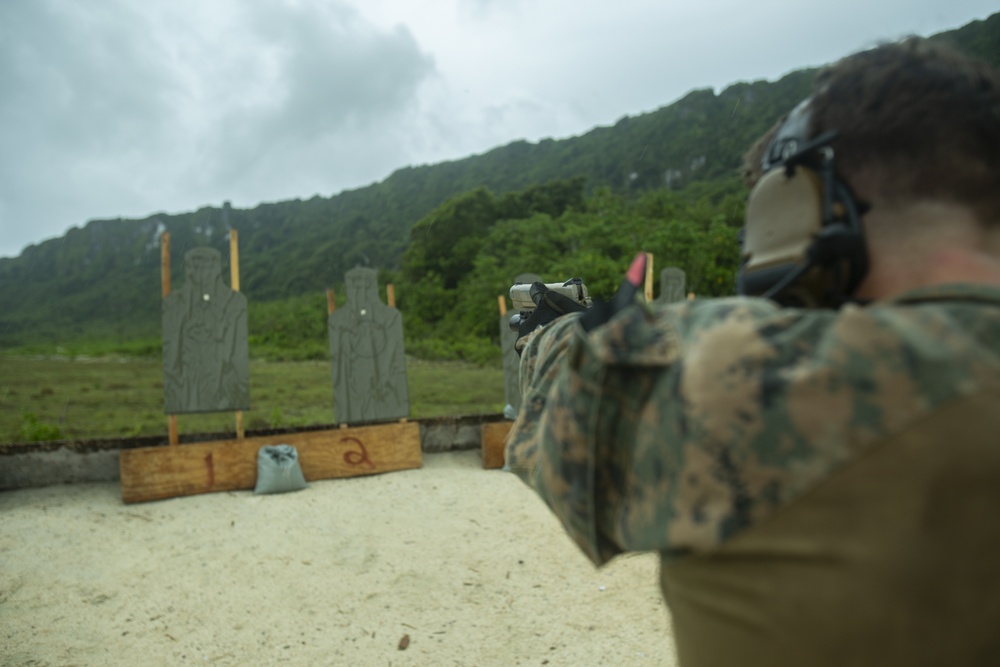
xmin=624 ymin=252 xmax=647 ymax=290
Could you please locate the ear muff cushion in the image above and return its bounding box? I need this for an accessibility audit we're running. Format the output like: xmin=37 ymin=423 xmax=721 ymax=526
xmin=743 ymin=167 xmax=824 ymax=273
xmin=740 ymin=95 xmax=870 ymax=305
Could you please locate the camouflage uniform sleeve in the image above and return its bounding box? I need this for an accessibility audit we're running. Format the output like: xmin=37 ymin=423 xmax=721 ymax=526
xmin=504 ymin=312 xmax=584 ymax=482
xmin=505 ymin=290 xmax=996 ymax=566
xmin=507 ymin=297 xmax=710 ymax=563
xmin=504 ymin=311 xmax=603 ymax=558
xmin=505 ymin=297 xmax=809 ymax=564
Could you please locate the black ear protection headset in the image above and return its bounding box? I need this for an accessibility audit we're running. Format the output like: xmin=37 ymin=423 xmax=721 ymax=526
xmin=737 ymin=98 xmax=870 ymax=308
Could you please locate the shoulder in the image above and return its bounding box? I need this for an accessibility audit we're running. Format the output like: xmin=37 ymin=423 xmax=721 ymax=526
xmin=584 ymin=294 xmax=998 ymax=553
xmin=655 ymin=295 xmax=995 ymax=469
xmin=617 ymin=294 xmax=992 ymax=416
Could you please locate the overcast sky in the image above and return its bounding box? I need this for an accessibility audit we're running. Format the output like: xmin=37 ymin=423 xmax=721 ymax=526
xmin=0 ymin=0 xmax=995 ymax=258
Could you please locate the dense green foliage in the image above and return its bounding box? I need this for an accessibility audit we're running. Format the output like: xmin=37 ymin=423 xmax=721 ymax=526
xmin=0 ymin=14 xmax=996 ymax=358
xmin=247 ymin=292 xmax=331 ymax=361
xmin=396 ymin=178 xmax=745 ymax=362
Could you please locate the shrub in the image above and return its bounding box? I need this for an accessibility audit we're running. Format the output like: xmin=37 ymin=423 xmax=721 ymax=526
xmin=17 ymin=412 xmax=62 ymax=442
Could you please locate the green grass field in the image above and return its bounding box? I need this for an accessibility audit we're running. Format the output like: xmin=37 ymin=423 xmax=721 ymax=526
xmin=0 ymin=355 xmax=506 ymax=443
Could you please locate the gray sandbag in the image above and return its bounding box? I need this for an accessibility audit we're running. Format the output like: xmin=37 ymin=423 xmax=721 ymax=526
xmin=254 ymin=444 xmax=308 ymax=495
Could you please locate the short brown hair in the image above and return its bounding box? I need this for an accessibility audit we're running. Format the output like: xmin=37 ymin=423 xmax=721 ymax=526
xmin=746 ymin=39 xmax=1000 ymax=223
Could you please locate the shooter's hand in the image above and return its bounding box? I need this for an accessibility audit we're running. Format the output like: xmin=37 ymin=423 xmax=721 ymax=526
xmin=514 ymin=282 xmax=588 ymax=353
xmin=578 ymin=252 xmax=648 ymax=332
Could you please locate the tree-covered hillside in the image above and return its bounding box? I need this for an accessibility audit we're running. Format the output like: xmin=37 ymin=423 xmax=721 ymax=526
xmin=0 ymin=13 xmax=997 ymax=350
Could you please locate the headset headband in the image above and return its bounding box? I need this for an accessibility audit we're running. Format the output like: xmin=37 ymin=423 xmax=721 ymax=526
xmin=764 ymin=99 xmax=814 ymax=169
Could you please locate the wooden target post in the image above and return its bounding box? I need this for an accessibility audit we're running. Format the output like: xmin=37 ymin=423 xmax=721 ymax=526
xmin=644 ymin=252 xmax=655 ymax=302
xmin=230 ymin=230 xmax=244 ymax=440
xmin=385 ymin=284 xmax=405 ymax=424
xmin=161 ymin=233 xmax=179 ymax=446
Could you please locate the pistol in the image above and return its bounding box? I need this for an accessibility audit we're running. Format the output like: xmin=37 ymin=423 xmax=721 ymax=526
xmin=508 ymin=278 xmax=591 ymax=332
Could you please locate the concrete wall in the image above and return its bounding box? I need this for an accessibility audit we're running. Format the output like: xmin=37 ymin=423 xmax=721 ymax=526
xmin=0 ymin=414 xmax=508 ymax=492
xmin=1 ymin=449 xmax=122 ymax=489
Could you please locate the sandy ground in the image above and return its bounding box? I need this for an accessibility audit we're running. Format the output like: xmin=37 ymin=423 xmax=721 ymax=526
xmin=0 ymin=451 xmax=676 ymax=666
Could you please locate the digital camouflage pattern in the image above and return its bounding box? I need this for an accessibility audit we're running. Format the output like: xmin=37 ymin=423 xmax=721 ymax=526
xmin=505 ymin=283 xmax=1000 ymax=566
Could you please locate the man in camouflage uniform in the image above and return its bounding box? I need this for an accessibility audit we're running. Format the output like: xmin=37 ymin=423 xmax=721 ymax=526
xmin=506 ymin=39 xmax=1000 ymax=665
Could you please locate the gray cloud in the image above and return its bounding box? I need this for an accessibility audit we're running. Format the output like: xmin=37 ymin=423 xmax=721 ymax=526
xmin=0 ymin=0 xmax=994 ymax=259
xmin=0 ymin=2 xmax=179 ymax=151
xmin=0 ymin=1 xmax=184 ymax=249
xmin=0 ymin=0 xmax=435 ymax=256
xmin=204 ymin=3 xmax=435 ymax=189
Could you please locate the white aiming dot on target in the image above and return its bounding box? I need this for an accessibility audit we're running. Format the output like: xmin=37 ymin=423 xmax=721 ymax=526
xmin=360 ymin=309 xmax=368 ymax=316
xmin=203 ymin=294 xmax=210 ymax=301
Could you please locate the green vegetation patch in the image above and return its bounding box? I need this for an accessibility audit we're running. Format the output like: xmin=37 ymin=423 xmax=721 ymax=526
xmin=0 ymin=355 xmax=504 ymax=444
